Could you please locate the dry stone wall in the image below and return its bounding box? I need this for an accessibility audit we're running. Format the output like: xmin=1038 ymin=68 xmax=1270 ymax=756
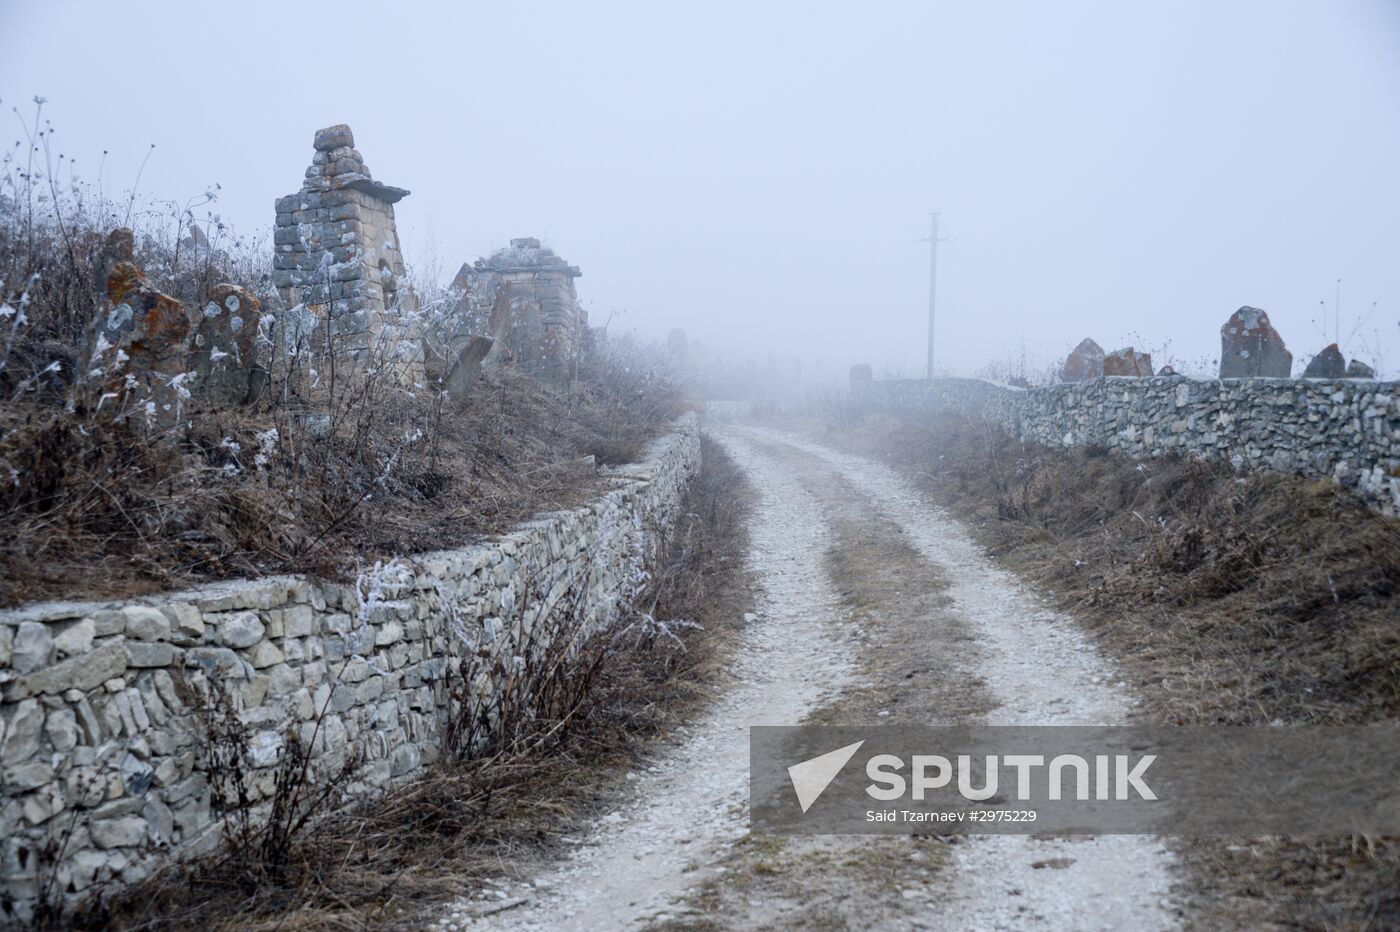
xmin=0 ymin=415 xmax=700 ymax=924
xmin=853 ymin=376 xmax=1400 ymax=514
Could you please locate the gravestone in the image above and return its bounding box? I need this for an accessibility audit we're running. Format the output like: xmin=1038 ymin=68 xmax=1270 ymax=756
xmin=1219 ymin=306 xmax=1292 ymax=378
xmin=1302 ymin=344 xmax=1346 ymax=379
xmin=1103 ymin=347 xmax=1153 ymax=377
xmin=1346 ymin=358 xmax=1376 ymax=379
xmin=189 ymin=284 xmax=263 ymax=405
xmin=1060 ymin=338 xmax=1105 ymax=382
xmin=86 ymin=229 xmax=196 ymax=422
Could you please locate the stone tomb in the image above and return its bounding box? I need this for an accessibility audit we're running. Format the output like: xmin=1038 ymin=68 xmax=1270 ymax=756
xmin=452 ymin=238 xmax=584 ymax=383
xmin=273 ymin=124 xmax=410 ymax=354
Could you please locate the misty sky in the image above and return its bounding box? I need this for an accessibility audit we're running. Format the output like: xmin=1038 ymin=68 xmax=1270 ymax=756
xmin=3 ymin=0 xmax=1398 ymax=379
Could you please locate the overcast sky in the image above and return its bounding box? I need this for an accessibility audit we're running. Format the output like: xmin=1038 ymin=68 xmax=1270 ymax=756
xmin=3 ymin=0 xmax=1397 ymax=378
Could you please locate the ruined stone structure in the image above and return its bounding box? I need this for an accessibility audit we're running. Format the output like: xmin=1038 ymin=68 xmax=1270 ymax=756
xmin=452 ymin=238 xmax=583 ymax=382
xmin=273 ymin=125 xmax=410 ymax=353
xmin=0 ymin=416 xmax=699 ymax=923
xmin=1220 ymin=306 xmax=1292 ymax=378
xmin=851 ymin=376 xmax=1400 ymax=514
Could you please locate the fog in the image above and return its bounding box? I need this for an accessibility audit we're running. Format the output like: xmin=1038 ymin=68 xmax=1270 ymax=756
xmin=3 ymin=0 xmax=1397 ymax=379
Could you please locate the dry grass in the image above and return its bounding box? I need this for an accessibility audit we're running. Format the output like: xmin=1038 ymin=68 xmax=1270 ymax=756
xmin=1 ymin=102 xmax=684 ymax=608
xmin=71 ymin=434 xmax=751 ymax=931
xmin=807 ymin=405 xmax=1400 ymax=929
xmin=0 ymin=361 xmax=684 ymax=608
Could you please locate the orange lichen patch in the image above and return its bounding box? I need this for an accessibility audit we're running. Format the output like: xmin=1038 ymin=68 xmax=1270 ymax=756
xmin=104 ymin=262 xmax=147 ymax=305
xmin=129 ymin=292 xmax=192 ymax=371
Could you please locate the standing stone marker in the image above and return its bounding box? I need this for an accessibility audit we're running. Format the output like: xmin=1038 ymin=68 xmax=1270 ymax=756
xmin=1060 ymin=338 xmax=1105 ymax=382
xmin=85 ymin=228 xmax=196 ymax=422
xmin=189 ymin=284 xmax=263 ymax=405
xmin=1103 ymin=346 xmax=1153 ymax=377
xmin=1302 ymin=343 xmax=1346 ymax=379
xmin=1220 ymin=306 xmax=1292 ymax=378
xmin=1346 ymin=358 xmax=1376 ymax=379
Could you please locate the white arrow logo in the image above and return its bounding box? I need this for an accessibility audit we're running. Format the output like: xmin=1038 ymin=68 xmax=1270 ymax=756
xmin=787 ymin=740 xmax=865 ymax=813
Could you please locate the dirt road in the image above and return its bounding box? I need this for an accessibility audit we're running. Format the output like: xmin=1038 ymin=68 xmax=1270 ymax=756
xmin=438 ymin=424 xmax=1180 ymax=930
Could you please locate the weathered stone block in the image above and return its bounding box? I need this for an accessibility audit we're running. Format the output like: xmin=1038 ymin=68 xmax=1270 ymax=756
xmin=1346 ymin=359 xmax=1376 ymax=379
xmin=313 ymin=124 xmax=355 ymax=151
xmin=184 ymin=647 xmax=246 ymax=677
xmin=5 ymin=643 xmax=128 ymax=700
xmin=1303 ymin=344 xmax=1346 ymax=379
xmin=52 ymin=619 xmax=95 ymax=658
xmin=125 ymin=642 xmax=174 ymax=668
xmin=91 ymin=816 xmax=147 ymax=849
xmin=11 ymin=622 xmax=52 ymax=674
xmin=215 ymin=611 xmax=265 ymax=648
xmin=1061 ymin=338 xmax=1105 ymax=382
xmin=1103 ymin=347 xmax=1153 ymax=378
xmin=4 ymin=760 xmax=54 ymax=790
xmin=123 ymin=606 xmax=170 ymax=642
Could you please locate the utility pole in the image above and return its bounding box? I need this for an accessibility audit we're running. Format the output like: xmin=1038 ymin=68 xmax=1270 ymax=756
xmin=921 ymin=211 xmax=950 ymax=379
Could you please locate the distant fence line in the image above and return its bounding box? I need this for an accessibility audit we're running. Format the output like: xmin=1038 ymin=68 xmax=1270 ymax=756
xmin=851 ymin=375 xmax=1400 ymax=515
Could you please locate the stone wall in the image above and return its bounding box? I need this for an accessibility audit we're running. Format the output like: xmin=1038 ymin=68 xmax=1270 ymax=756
xmin=0 ymin=415 xmax=700 ymax=924
xmin=853 ymin=376 xmax=1400 ymax=514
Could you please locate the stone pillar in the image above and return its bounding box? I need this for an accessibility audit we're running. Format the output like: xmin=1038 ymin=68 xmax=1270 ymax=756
xmin=272 ymin=124 xmax=410 ymax=355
